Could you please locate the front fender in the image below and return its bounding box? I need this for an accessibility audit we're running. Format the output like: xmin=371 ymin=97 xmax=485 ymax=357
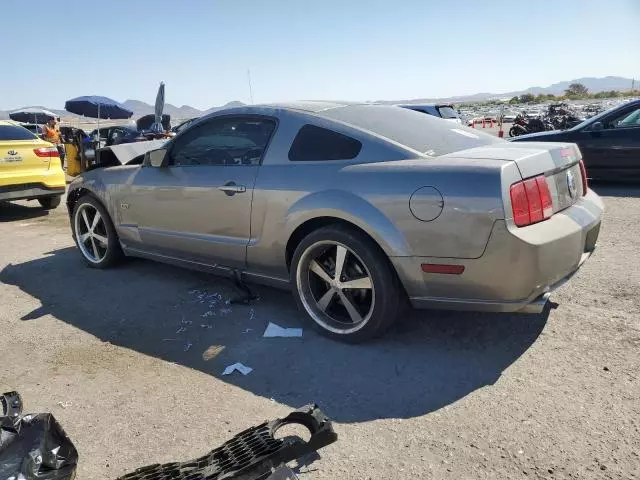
xmin=285 ymin=189 xmax=413 ymax=257
xmin=67 ymin=174 xmax=110 ymax=214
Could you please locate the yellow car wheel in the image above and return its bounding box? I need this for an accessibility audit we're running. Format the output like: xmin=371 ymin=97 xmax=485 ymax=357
xmin=38 ymin=196 xmax=62 ymax=210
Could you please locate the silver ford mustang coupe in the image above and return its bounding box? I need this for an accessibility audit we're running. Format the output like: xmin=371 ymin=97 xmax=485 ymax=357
xmin=66 ymin=102 xmax=604 ymax=342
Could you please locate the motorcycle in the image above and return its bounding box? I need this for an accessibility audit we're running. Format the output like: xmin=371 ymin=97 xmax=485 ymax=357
xmin=508 ymin=114 xmax=550 ymax=137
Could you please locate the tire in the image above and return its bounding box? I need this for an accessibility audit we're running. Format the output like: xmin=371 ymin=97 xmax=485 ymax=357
xmin=509 ymin=125 xmax=527 ymax=137
xmin=290 ymin=225 xmax=403 ymax=343
xmin=38 ymin=196 xmax=62 ymax=210
xmin=71 ymin=195 xmax=123 ymax=268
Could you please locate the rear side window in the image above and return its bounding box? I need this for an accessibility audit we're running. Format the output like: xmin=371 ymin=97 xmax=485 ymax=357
xmin=0 ymin=125 xmax=37 ymax=141
xmin=288 ymin=124 xmax=362 ymax=161
xmin=437 ymin=106 xmax=459 ymax=119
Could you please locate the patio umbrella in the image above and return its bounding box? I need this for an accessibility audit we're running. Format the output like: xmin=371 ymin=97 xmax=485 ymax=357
xmin=64 ymin=96 xmax=133 ymax=143
xmin=64 ymin=96 xmax=132 ymax=120
xmin=151 ymin=82 xmax=165 ymax=133
xmin=9 ymin=107 xmax=57 ymax=124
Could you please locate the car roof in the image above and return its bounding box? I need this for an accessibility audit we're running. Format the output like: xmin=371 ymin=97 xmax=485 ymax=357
xmin=396 ymin=103 xmax=453 ymax=108
xmin=260 ymin=100 xmax=365 ymax=113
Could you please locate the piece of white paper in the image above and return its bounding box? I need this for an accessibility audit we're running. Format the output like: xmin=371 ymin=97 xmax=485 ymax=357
xmin=263 ymin=322 xmax=303 ymax=338
xmin=222 ymin=362 xmax=253 ymax=376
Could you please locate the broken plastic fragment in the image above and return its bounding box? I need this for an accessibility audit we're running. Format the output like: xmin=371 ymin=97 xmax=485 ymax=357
xmin=202 ymin=345 xmax=225 ymax=361
xmin=222 ymin=363 xmax=253 ymax=376
xmin=263 ymin=323 xmax=303 ymax=338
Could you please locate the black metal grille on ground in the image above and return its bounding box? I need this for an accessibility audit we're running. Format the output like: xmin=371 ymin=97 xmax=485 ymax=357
xmin=115 ymin=404 xmax=337 ymax=480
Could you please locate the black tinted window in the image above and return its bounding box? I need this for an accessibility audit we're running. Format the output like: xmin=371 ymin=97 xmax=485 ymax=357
xmin=170 ymin=117 xmax=276 ymax=166
xmin=0 ymin=125 xmax=37 ymax=141
xmin=288 ymin=125 xmax=362 ymax=161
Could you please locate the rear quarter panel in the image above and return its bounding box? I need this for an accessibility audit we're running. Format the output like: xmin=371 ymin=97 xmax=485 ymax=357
xmin=247 ymin=156 xmax=519 ymax=280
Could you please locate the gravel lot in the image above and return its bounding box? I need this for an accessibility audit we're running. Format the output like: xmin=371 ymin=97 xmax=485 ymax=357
xmin=1 ymin=184 xmax=639 ymax=479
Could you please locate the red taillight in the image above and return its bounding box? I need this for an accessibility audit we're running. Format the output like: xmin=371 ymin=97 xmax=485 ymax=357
xmin=535 ymin=176 xmax=554 ymax=217
xmin=33 ymin=147 xmax=59 ymax=157
xmin=523 ymin=178 xmax=543 ymax=223
xmin=510 ymin=175 xmax=553 ymax=227
xmin=579 ymin=160 xmax=588 ymax=195
xmin=509 ymin=182 xmax=530 ymax=226
xmin=421 ymin=264 xmax=465 ymax=275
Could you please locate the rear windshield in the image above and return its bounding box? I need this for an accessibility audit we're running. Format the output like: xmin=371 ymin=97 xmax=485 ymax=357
xmin=322 ymin=105 xmax=502 ymax=157
xmin=0 ymin=124 xmax=37 ymax=141
xmin=437 ymin=106 xmax=459 ymax=119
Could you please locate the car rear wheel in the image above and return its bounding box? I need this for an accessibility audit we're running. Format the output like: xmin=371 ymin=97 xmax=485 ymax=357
xmin=38 ymin=196 xmax=61 ymax=210
xmin=290 ymin=225 xmax=402 ymax=343
xmin=72 ymin=196 xmax=123 ymax=268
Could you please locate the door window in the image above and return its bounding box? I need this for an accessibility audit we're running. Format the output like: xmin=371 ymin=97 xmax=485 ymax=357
xmin=609 ymin=107 xmax=640 ymax=129
xmin=168 ymin=117 xmax=276 ymax=166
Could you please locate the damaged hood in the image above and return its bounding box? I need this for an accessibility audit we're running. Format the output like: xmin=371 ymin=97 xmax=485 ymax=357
xmin=102 ymin=139 xmax=168 ymax=165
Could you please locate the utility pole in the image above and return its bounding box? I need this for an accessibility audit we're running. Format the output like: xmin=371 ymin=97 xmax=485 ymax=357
xmin=247 ymin=70 xmax=254 ymax=104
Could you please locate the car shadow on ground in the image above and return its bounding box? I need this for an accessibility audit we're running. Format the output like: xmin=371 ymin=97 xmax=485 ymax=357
xmin=1 ymin=247 xmax=548 ymax=423
xmin=590 ymin=183 xmax=640 ymax=198
xmin=0 ymin=201 xmax=50 ymax=222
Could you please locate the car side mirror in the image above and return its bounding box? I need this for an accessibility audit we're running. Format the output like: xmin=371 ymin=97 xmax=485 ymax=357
xmin=145 ymin=148 xmax=167 ymax=167
xmin=590 ymin=121 xmax=604 ymax=132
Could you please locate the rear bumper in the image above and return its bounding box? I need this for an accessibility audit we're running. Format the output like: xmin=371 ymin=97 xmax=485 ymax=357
xmin=0 ymin=183 xmax=65 ymax=201
xmin=392 ymin=189 xmax=604 ymax=313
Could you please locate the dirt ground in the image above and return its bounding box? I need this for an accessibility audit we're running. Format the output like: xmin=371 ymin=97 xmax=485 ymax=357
xmin=1 ymin=184 xmax=639 ymax=480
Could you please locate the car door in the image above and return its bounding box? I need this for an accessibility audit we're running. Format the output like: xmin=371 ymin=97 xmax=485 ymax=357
xmin=578 ymin=103 xmax=640 ymax=179
xmin=121 ymin=115 xmax=277 ymax=269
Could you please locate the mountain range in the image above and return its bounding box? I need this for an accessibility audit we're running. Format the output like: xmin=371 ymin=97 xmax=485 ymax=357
xmin=0 ymin=76 xmax=634 ymax=120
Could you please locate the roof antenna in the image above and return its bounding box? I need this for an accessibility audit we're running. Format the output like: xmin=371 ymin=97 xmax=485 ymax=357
xmin=247 ymin=69 xmax=254 ymax=104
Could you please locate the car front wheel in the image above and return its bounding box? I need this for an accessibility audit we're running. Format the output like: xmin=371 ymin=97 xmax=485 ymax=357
xmin=290 ymin=225 xmax=402 ymax=343
xmin=72 ymin=196 xmax=123 ymax=268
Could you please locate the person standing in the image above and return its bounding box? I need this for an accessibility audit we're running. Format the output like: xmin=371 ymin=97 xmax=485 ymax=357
xmin=42 ymin=118 xmax=65 ymax=168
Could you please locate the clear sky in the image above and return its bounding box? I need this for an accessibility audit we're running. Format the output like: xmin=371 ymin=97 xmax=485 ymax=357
xmin=3 ymin=0 xmax=639 ymax=110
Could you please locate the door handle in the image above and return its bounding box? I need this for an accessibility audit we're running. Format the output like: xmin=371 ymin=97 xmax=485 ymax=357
xmin=219 ymin=182 xmax=247 ymax=196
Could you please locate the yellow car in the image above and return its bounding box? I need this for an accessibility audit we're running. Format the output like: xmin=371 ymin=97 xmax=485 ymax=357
xmin=0 ymin=120 xmax=65 ymax=209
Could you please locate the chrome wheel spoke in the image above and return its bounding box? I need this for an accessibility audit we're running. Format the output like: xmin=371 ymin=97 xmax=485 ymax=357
xmin=337 ymin=290 xmax=363 ymax=324
xmin=91 ymin=211 xmax=101 ymax=230
xmin=93 ymin=233 xmax=108 ymax=246
xmin=81 ymin=209 xmax=91 ymax=231
xmin=79 ymin=232 xmax=91 ymax=244
xmin=316 ymin=289 xmax=335 ymax=312
xmin=334 ymin=245 xmax=347 ymax=279
xmin=341 ymin=276 xmax=372 ymax=290
xmin=90 ymin=237 xmax=99 ymax=259
xmin=310 ymin=260 xmax=332 ymax=283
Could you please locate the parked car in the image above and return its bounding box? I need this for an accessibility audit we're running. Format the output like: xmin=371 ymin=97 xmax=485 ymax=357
xmin=89 ymin=126 xmax=144 ymax=147
xmin=0 ymin=121 xmax=65 ymax=209
xmin=397 ymin=104 xmax=463 ymax=124
xmin=136 ymin=114 xmax=171 ymax=132
xmin=512 ymin=99 xmax=640 ymax=181
xmin=66 ymin=102 xmax=603 ymax=342
xmin=171 ymin=117 xmax=199 ymax=134
xmin=19 ymin=123 xmax=45 ymax=136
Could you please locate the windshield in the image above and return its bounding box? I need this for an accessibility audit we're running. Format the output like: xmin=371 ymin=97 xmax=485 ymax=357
xmin=570 ymin=101 xmax=635 ymax=130
xmin=323 ymin=105 xmax=502 ymax=156
xmin=0 ymin=124 xmax=37 ymax=141
xmin=437 ymin=106 xmax=459 ymax=119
